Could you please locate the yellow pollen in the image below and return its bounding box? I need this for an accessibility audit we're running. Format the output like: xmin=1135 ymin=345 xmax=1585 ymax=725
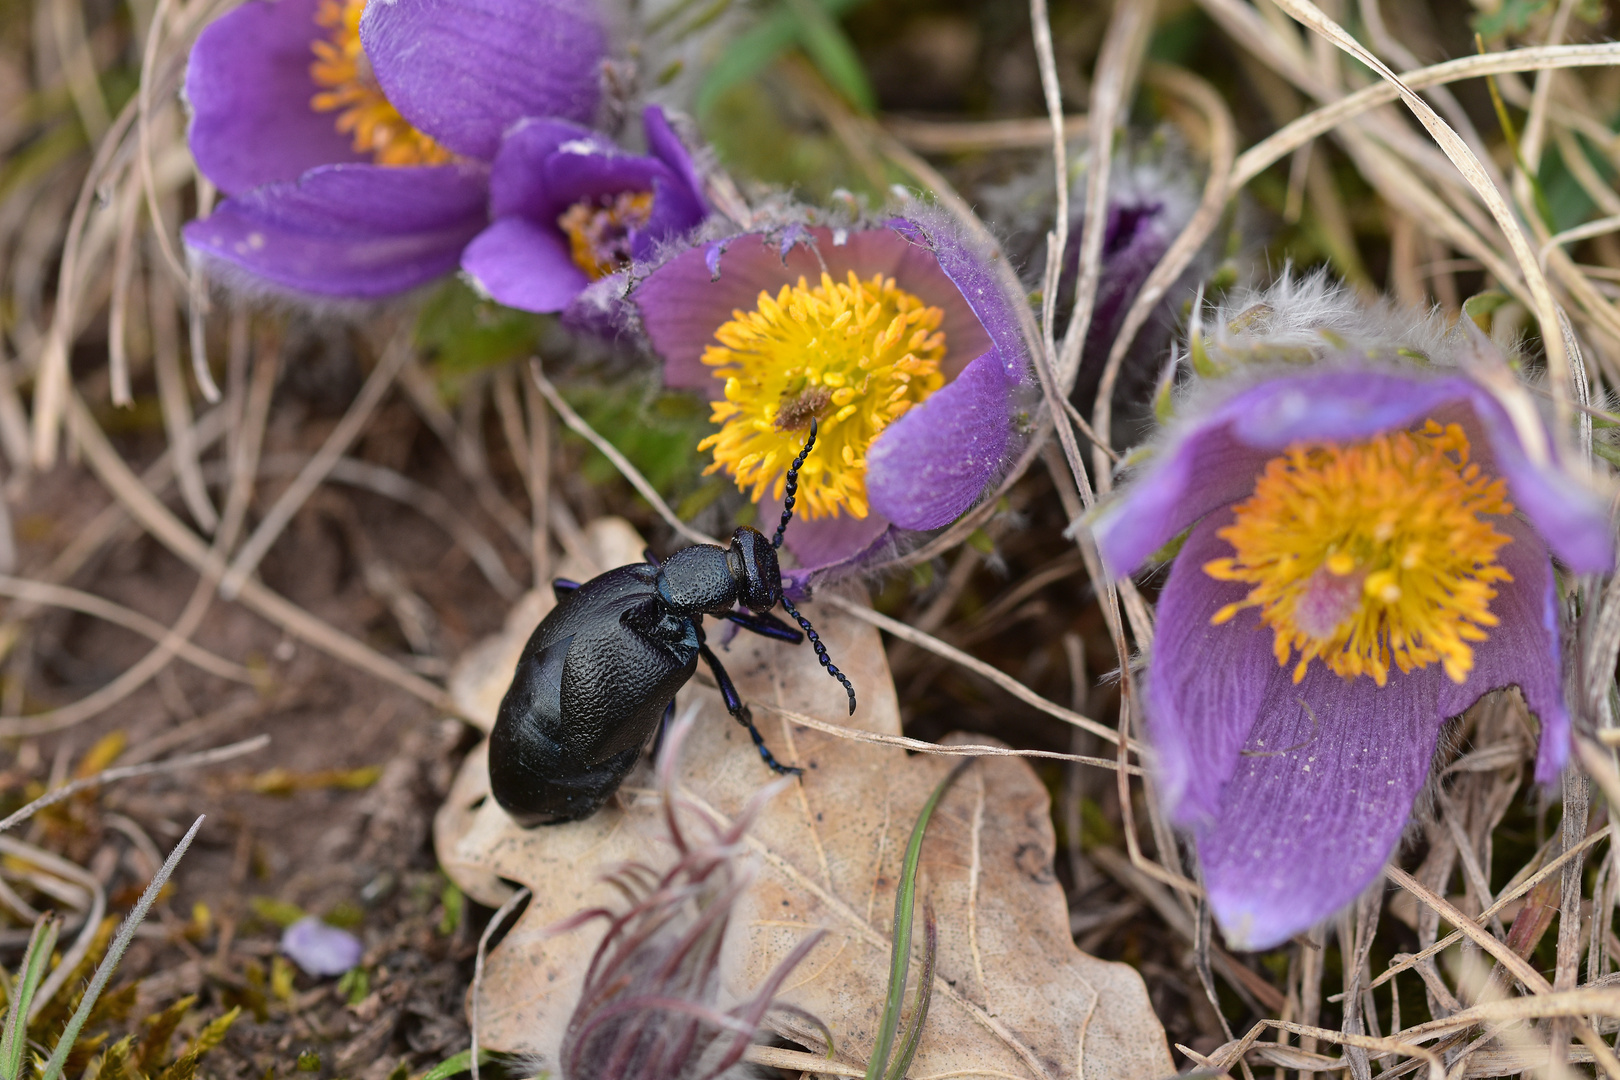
xmin=1203 ymin=419 xmax=1515 ymax=687
xmin=309 ymin=0 xmax=453 ymax=167
xmin=697 ymin=271 xmax=947 ymax=518
xmin=557 ymin=191 xmax=656 ymax=280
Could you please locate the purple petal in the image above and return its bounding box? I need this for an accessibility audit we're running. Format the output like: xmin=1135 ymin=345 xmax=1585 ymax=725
xmin=866 ymin=351 xmax=1013 ymax=530
xmin=488 ymin=118 xmax=607 ymax=219
xmin=281 ymin=915 xmax=362 ymax=975
xmin=1094 ymin=369 xmax=1614 ymax=576
xmin=184 ymin=0 xmax=365 ymax=193
xmin=360 ymin=0 xmax=605 ymax=160
xmin=779 ymin=223 xmax=808 ymax=259
xmin=1437 ymin=513 xmax=1569 ymax=783
xmin=1144 ymin=510 xmax=1275 ymax=825
xmin=1199 ymin=655 xmax=1443 ymax=952
xmin=642 ymin=106 xmax=708 ymax=225
xmin=704 ymin=241 xmax=726 ymax=279
xmin=888 ymin=207 xmax=1031 ymax=387
xmin=635 ymin=171 xmax=708 ymax=259
xmin=183 ymin=164 xmax=486 ymax=298
xmin=545 ymin=151 xmax=672 ymax=210
xmin=638 ymin=226 xmax=994 ymax=389
xmin=462 ymin=216 xmax=590 ymax=313
xmin=1155 ymin=512 xmax=1572 ymax=949
xmin=763 ymin=497 xmax=891 ymax=570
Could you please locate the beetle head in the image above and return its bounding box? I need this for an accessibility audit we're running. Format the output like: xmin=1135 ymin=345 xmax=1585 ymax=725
xmin=727 ymin=526 xmax=782 ymax=613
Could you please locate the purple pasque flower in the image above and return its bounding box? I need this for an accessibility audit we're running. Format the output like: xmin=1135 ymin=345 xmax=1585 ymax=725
xmin=1092 ymin=281 xmax=1614 ymax=951
xmin=1064 ymin=150 xmax=1207 ymax=428
xmin=462 ymin=106 xmax=709 ymax=314
xmin=182 ymin=0 xmax=605 ymax=298
xmin=631 ymin=206 xmax=1033 ymax=575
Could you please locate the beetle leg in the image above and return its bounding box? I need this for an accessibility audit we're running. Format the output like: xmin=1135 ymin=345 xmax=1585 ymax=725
xmin=642 ymin=547 xmax=660 ymax=567
xmin=648 ymin=698 xmax=677 ymax=760
xmin=697 ymin=644 xmax=802 ymax=776
xmin=722 ymin=608 xmax=803 ymax=643
xmin=551 ymin=578 xmax=581 ymax=600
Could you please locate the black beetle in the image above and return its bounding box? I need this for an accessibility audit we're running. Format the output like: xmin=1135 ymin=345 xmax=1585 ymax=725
xmin=489 ymin=421 xmax=856 ymax=826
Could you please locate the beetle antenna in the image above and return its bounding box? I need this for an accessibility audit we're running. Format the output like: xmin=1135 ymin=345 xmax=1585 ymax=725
xmin=772 ymin=419 xmax=818 ymax=550
xmin=779 ymin=594 xmax=856 ymax=714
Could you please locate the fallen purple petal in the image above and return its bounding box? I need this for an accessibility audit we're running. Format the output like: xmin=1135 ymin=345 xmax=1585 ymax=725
xmin=281 ymin=916 xmax=362 ymax=976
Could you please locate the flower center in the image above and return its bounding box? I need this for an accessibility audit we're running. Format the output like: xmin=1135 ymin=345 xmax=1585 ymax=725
xmin=697 ymin=271 xmax=947 ymax=519
xmin=557 ymin=192 xmax=656 ymax=280
xmin=309 ymin=0 xmax=452 ymax=166
xmin=1203 ymin=419 xmax=1515 ymax=687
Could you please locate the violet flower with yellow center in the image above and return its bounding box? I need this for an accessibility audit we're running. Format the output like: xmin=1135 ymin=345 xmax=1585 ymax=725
xmin=462 ymin=108 xmax=709 ymax=314
xmin=631 ymin=211 xmax=1032 ymax=577
xmin=182 ymin=0 xmax=604 ymax=297
xmin=307 ymin=0 xmax=453 ymax=167
xmin=1092 ymin=281 xmax=1614 ymax=950
xmin=697 ymin=269 xmax=948 ymax=520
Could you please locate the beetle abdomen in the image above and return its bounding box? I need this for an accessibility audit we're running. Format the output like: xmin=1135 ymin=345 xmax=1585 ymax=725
xmin=490 ymin=564 xmax=701 ymax=827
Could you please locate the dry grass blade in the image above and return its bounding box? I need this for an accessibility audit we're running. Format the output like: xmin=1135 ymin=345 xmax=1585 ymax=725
xmin=1 ymin=834 xmax=106 ymax=1021
xmin=65 ymin=393 xmax=462 ymax=718
xmin=1091 ymin=63 xmax=1235 ymax=490
xmin=0 ymin=575 xmax=253 ymax=683
xmin=1055 ymin=0 xmax=1155 ymax=391
xmin=1228 ymin=44 xmax=1620 ymax=189
xmin=752 ymin=701 xmax=1142 ymax=772
xmin=1368 ymin=826 xmax=1613 ymax=991
xmin=821 ymin=592 xmax=1131 ymax=748
xmin=36 ymin=816 xmax=205 ymax=1080
xmin=0 ymin=735 xmax=268 ymax=835
xmin=1266 ymin=0 xmax=1576 ymax=428
xmin=529 ymin=358 xmax=717 ymax=548
xmin=1387 ymin=866 xmax=1620 ymax=1075
xmin=220 ymin=326 xmax=413 ymax=599
xmin=883 ymin=114 xmax=1087 ymax=153
xmin=470 ymin=886 xmax=530 ymax=1080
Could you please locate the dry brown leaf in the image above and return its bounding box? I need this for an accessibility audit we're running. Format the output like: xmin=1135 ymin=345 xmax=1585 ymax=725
xmin=434 ymin=517 xmax=1173 ymax=1079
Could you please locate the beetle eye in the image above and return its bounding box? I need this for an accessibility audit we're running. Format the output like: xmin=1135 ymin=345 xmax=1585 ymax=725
xmin=729 ymin=527 xmax=781 ymax=612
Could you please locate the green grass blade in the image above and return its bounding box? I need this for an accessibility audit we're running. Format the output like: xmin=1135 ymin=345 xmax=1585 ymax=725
xmin=782 ymin=0 xmax=876 ymax=112
xmin=38 ymin=816 xmax=205 ymax=1080
xmin=695 ymin=0 xmax=866 ymax=114
xmin=416 ymin=1049 xmax=496 ymax=1080
xmin=2 ymin=915 xmax=60 ymax=1080
xmin=884 ymin=901 xmax=937 ymax=1080
xmin=865 ymin=761 xmax=970 ymax=1080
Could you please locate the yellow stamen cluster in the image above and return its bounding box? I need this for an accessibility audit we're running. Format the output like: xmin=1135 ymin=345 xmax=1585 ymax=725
xmin=557 ymin=191 xmax=656 ymax=280
xmin=698 ymin=271 xmax=947 ymax=519
xmin=310 ymin=0 xmax=453 ymax=167
xmin=1204 ymin=420 xmax=1515 ymax=686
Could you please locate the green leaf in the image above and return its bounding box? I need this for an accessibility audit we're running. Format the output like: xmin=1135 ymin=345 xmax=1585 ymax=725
xmin=695 ymin=0 xmax=868 ymax=114
xmin=1463 ymin=290 xmax=1511 ymax=332
xmin=782 ymin=0 xmax=875 ymax=112
xmin=884 ymin=902 xmax=937 ymax=1080
xmin=414 ymin=280 xmax=548 ymax=379
xmin=865 ymin=761 xmax=970 ymax=1080
xmin=158 ymin=1007 xmax=241 ymax=1080
xmin=560 ymin=380 xmax=714 ymax=497
xmin=1471 ymin=0 xmax=1552 ymax=38
xmin=415 ymin=1049 xmax=497 ymax=1080
xmin=2 ymin=915 xmax=59 ymax=1080
xmin=295 ymin=1052 xmax=320 ymax=1072
xmin=438 ymin=883 xmax=465 ymax=936
xmin=136 ymin=996 xmax=198 ymax=1075
xmin=249 ymin=897 xmax=307 ymax=929
xmin=42 ymin=819 xmax=205 ymax=1080
xmin=335 ymin=968 xmax=370 ymax=1006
